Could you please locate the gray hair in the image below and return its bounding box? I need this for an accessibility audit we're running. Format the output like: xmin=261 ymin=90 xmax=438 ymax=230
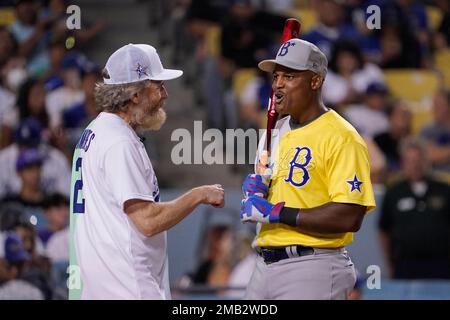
xmin=94 ymin=78 xmax=150 ymax=113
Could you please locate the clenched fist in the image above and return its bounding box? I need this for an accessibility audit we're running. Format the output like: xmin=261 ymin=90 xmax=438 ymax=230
xmin=197 ymin=184 xmax=225 ymax=208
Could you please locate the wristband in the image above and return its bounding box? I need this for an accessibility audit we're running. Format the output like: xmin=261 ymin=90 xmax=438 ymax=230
xmin=279 ymin=206 xmax=300 ymax=227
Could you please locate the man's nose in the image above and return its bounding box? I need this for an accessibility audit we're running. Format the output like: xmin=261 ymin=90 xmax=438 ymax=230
xmin=273 ymin=76 xmax=284 ymax=89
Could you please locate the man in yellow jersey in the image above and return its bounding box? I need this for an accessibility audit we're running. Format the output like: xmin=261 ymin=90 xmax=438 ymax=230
xmin=240 ymin=38 xmax=376 ymax=299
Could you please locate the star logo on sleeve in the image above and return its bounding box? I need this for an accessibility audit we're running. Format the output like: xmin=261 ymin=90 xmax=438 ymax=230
xmin=134 ymin=63 xmax=149 ymax=78
xmin=346 ymin=174 xmax=363 ymax=193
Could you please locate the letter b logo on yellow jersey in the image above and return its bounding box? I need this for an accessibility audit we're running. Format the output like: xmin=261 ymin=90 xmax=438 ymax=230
xmin=284 ymin=147 xmax=312 ymax=187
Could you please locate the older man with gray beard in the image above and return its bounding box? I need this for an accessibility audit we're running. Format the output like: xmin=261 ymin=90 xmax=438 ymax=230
xmin=68 ymin=44 xmax=224 ymax=300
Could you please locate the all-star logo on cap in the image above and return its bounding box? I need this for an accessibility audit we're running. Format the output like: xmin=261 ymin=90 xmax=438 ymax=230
xmin=134 ymin=63 xmax=149 ymax=79
xmin=104 ymin=44 xmax=183 ymax=84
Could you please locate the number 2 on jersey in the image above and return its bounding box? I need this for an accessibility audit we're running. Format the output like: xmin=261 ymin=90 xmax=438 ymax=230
xmin=73 ymin=157 xmax=85 ymax=214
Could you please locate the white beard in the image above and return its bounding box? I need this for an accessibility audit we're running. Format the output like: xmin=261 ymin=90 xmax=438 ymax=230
xmin=132 ymin=100 xmax=167 ymax=132
xmin=139 ymin=107 xmax=167 ymax=131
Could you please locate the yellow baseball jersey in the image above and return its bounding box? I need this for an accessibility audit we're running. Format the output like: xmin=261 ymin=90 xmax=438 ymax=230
xmin=257 ymin=109 xmax=376 ymax=248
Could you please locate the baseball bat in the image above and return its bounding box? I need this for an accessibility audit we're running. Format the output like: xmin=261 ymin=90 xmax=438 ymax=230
xmin=256 ymin=18 xmax=301 ymax=176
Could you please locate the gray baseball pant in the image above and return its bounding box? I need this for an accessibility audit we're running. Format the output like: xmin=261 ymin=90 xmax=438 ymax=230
xmin=245 ymin=247 xmax=357 ymax=300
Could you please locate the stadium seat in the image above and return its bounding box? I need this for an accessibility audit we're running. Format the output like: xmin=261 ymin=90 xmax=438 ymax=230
xmin=435 ymin=49 xmax=450 ymax=89
xmin=426 ymin=5 xmax=443 ymax=31
xmin=0 ymin=7 xmax=15 ymax=26
xmin=384 ymin=69 xmax=441 ymax=133
xmin=232 ymin=68 xmax=257 ymax=99
xmin=284 ymin=8 xmax=317 ymax=33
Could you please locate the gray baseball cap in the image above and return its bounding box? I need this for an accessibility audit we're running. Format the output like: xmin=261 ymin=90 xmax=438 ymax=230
xmin=103 ymin=43 xmax=183 ymax=85
xmin=258 ymin=39 xmax=328 ymax=77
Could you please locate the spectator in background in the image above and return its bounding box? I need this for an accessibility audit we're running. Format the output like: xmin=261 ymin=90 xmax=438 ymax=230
xmin=434 ymin=0 xmax=450 ymax=50
xmin=191 ymin=224 xmax=233 ymax=287
xmin=238 ymin=69 xmax=271 ymax=130
xmin=379 ymin=24 xmax=422 ymax=69
xmin=0 ymin=26 xmax=17 ymax=69
xmin=302 ymin=0 xmax=360 ymax=59
xmin=2 ymin=208 xmax=54 ymax=299
xmin=0 ymin=85 xmax=16 ymax=149
xmin=16 ymin=77 xmax=49 ymax=129
xmin=45 ymin=52 xmax=85 ymax=130
xmin=44 ymin=220 xmax=68 ymax=264
xmin=379 ymin=138 xmax=450 ymax=279
xmin=364 ymin=137 xmax=387 ymax=186
xmin=0 ymin=233 xmax=44 ymax=299
xmin=62 ymin=65 xmax=101 ymax=152
xmin=343 ymin=82 xmax=390 ymax=138
xmin=0 ymin=27 xmax=19 ymax=148
xmin=1 ymin=55 xmax=28 ymax=94
xmin=38 ymin=0 xmax=68 ymax=46
xmin=420 ymin=89 xmax=450 ymax=173
xmin=0 ymin=203 xmax=45 ymax=263
xmin=343 ymin=0 xmax=385 ymax=62
xmin=203 ymin=0 xmax=253 ymax=131
xmin=203 ymin=0 xmax=284 ymax=131
xmin=43 ymin=194 xmax=69 ymax=298
xmin=0 ymin=258 xmax=8 ymax=284
xmin=178 ymin=0 xmax=224 ymax=106
xmin=0 ymin=148 xmax=49 ymax=234
xmin=13 ymin=221 xmax=53 ymax=299
xmin=0 ymin=118 xmax=70 ymax=199
xmin=385 ymin=0 xmax=430 ymax=66
xmin=9 ymin=0 xmax=55 ymax=76
xmin=44 ymin=52 xmax=89 ymax=157
xmin=374 ymin=100 xmax=412 ymax=174
xmin=225 ymin=229 xmax=256 ymax=299
xmin=43 ymin=38 xmax=66 ymax=90
xmin=378 ymin=0 xmax=424 ymax=68
xmin=1 ymin=77 xmax=49 ymax=148
xmin=0 ymin=202 xmax=27 ymax=234
xmin=220 ymin=0 xmax=281 ymax=69
xmin=184 ymin=0 xmax=225 ymax=60
xmin=7 ymin=0 xmax=103 ymax=77
xmin=38 ymin=193 xmax=68 ymax=248
xmin=322 ymin=40 xmax=385 ymax=109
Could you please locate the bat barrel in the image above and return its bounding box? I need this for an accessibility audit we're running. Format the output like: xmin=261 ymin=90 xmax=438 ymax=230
xmin=281 ymin=18 xmax=301 ymax=44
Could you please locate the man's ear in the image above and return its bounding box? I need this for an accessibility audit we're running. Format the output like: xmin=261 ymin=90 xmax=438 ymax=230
xmin=311 ymin=75 xmax=324 ymax=91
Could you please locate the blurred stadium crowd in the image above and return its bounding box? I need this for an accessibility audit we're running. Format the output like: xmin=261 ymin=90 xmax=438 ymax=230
xmin=0 ymin=0 xmax=449 ymax=299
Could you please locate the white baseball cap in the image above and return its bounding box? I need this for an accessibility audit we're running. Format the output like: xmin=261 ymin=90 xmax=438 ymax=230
xmin=103 ymin=43 xmax=183 ymax=85
xmin=258 ymin=39 xmax=328 ymax=77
